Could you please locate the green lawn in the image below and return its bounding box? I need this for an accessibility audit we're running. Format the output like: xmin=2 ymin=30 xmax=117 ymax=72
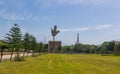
xmin=0 ymin=54 xmax=120 ymax=74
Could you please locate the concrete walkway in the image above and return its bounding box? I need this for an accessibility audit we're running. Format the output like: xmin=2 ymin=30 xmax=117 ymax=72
xmin=2 ymin=53 xmax=32 ymax=60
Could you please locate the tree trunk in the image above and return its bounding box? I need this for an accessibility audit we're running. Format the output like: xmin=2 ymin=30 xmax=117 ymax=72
xmin=32 ymin=50 xmax=34 ymax=57
xmin=10 ymin=49 xmax=13 ymax=61
xmin=23 ymin=50 xmax=25 ymax=57
xmin=16 ymin=49 xmax=19 ymax=57
xmin=39 ymin=50 xmax=40 ymax=55
xmin=0 ymin=49 xmax=4 ymax=62
xmin=26 ymin=49 xmax=29 ymax=57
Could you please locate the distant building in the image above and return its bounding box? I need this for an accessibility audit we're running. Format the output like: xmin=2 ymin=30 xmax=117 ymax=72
xmin=48 ymin=41 xmax=61 ymax=53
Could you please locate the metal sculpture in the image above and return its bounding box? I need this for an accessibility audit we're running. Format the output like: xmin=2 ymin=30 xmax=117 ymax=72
xmin=51 ymin=25 xmax=60 ymax=53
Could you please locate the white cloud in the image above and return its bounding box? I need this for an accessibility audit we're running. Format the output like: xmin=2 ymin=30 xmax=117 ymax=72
xmin=60 ymin=24 xmax=112 ymax=32
xmin=94 ymin=24 xmax=112 ymax=30
xmin=36 ymin=0 xmax=120 ymax=8
xmin=60 ymin=27 xmax=90 ymax=32
xmin=3 ymin=12 xmax=25 ymax=20
xmin=0 ymin=9 xmax=34 ymax=20
xmin=0 ymin=8 xmax=54 ymax=21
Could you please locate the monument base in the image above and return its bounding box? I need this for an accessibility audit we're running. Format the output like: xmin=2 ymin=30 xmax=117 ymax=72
xmin=48 ymin=41 xmax=61 ymax=53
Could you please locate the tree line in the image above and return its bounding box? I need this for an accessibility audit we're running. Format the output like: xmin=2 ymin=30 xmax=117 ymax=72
xmin=0 ymin=24 xmax=47 ymax=62
xmin=61 ymin=41 xmax=120 ymax=55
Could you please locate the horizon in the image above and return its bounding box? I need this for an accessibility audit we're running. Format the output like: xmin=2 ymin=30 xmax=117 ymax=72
xmin=0 ymin=0 xmax=120 ymax=45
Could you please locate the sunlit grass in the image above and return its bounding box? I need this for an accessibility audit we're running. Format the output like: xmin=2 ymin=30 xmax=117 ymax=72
xmin=0 ymin=54 xmax=120 ymax=74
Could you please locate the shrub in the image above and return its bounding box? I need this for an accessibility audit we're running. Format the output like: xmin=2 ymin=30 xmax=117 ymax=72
xmin=14 ymin=54 xmax=25 ymax=61
xmin=32 ymin=53 xmax=39 ymax=57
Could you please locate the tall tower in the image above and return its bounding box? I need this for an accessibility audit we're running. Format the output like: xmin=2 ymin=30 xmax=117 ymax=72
xmin=44 ymin=36 xmax=46 ymax=44
xmin=76 ymin=33 xmax=79 ymax=45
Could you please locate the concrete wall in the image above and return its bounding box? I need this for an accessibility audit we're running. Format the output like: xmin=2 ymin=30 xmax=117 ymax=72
xmin=48 ymin=41 xmax=61 ymax=53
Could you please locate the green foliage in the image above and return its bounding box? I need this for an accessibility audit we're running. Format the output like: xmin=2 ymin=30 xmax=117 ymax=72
xmin=5 ymin=24 xmax=22 ymax=56
xmin=29 ymin=35 xmax=36 ymax=50
xmin=0 ymin=41 xmax=8 ymax=62
xmin=99 ymin=42 xmax=110 ymax=54
xmin=36 ymin=42 xmax=48 ymax=53
xmin=62 ymin=46 xmax=70 ymax=53
xmin=23 ymin=33 xmax=31 ymax=56
xmin=43 ymin=44 xmax=48 ymax=52
xmin=5 ymin=24 xmax=22 ymax=47
xmin=0 ymin=42 xmax=8 ymax=50
xmin=36 ymin=42 xmax=43 ymax=53
xmin=74 ymin=43 xmax=83 ymax=53
xmin=99 ymin=41 xmax=120 ymax=55
xmin=28 ymin=35 xmax=37 ymax=56
xmin=14 ymin=54 xmax=25 ymax=61
xmin=73 ymin=43 xmax=97 ymax=53
xmin=23 ymin=33 xmax=30 ymax=50
xmin=113 ymin=42 xmax=120 ymax=55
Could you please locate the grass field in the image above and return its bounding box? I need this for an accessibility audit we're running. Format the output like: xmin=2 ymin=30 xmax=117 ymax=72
xmin=0 ymin=54 xmax=120 ymax=74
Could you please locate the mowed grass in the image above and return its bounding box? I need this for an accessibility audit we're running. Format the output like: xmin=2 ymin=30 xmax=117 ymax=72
xmin=0 ymin=54 xmax=120 ymax=74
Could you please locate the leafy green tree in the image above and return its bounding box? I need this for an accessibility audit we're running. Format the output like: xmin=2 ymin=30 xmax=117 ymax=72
xmin=36 ymin=42 xmax=43 ymax=54
xmin=108 ymin=41 xmax=115 ymax=52
xmin=5 ymin=24 xmax=22 ymax=59
xmin=43 ymin=44 xmax=48 ymax=52
xmin=113 ymin=41 xmax=120 ymax=54
xmin=58 ymin=45 xmax=62 ymax=53
xmin=0 ymin=41 xmax=8 ymax=62
xmin=29 ymin=35 xmax=37 ymax=56
xmin=8 ymin=43 xmax=14 ymax=60
xmin=23 ymin=33 xmax=31 ymax=57
xmin=74 ymin=43 xmax=83 ymax=53
xmin=117 ymin=43 xmax=120 ymax=54
xmin=90 ymin=45 xmax=98 ymax=53
xmin=62 ymin=46 xmax=72 ymax=53
xmin=99 ymin=42 xmax=113 ymax=55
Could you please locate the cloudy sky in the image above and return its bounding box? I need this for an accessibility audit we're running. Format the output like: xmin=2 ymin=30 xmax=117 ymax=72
xmin=0 ymin=0 xmax=120 ymax=45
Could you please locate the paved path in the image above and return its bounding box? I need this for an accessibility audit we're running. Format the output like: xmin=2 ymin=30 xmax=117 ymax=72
xmin=2 ymin=53 xmax=32 ymax=60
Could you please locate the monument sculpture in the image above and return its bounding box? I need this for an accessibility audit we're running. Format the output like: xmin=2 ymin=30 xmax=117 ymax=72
xmin=51 ymin=25 xmax=60 ymax=42
xmin=51 ymin=25 xmax=60 ymax=53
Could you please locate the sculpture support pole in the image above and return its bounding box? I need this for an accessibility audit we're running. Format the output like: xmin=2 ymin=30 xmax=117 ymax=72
xmin=53 ymin=36 xmax=55 ymax=53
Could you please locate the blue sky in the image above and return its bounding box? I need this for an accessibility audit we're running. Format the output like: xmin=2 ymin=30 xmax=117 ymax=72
xmin=0 ymin=0 xmax=120 ymax=45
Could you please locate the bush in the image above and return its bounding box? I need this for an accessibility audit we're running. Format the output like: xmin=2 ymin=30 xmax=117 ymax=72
xmin=32 ymin=53 xmax=39 ymax=57
xmin=14 ymin=55 xmax=25 ymax=61
xmin=101 ymin=53 xmax=108 ymax=56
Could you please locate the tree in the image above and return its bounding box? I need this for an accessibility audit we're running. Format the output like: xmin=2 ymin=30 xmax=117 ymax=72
xmin=23 ymin=33 xmax=31 ymax=57
xmin=29 ymin=35 xmax=37 ymax=56
xmin=0 ymin=41 xmax=8 ymax=62
xmin=90 ymin=45 xmax=98 ymax=53
xmin=74 ymin=43 xmax=83 ymax=53
xmin=5 ymin=24 xmax=22 ymax=59
xmin=117 ymin=43 xmax=120 ymax=54
xmin=99 ymin=41 xmax=114 ymax=55
xmin=36 ymin=42 xmax=43 ymax=54
xmin=113 ymin=41 xmax=120 ymax=54
xmin=58 ymin=45 xmax=62 ymax=53
xmin=8 ymin=43 xmax=14 ymax=60
xmin=108 ymin=41 xmax=115 ymax=52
